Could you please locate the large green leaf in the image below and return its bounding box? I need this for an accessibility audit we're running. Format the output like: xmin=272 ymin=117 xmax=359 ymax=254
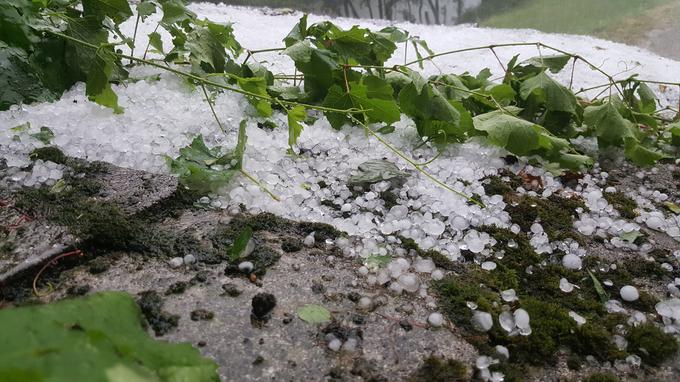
xmin=82 ymin=0 xmax=133 ymax=25
xmin=519 ymin=71 xmax=578 ymax=115
xmin=284 ymin=41 xmax=338 ymax=101
xmin=236 ymin=76 xmax=272 ymax=117
xmin=0 ymin=46 xmax=59 ymax=110
xmin=0 ymin=292 xmax=219 ymax=382
xmin=584 ymin=101 xmax=636 ymax=146
xmin=624 ymin=138 xmax=667 ymax=166
xmin=284 ymin=14 xmax=308 ymax=47
xmin=0 ymin=0 xmax=41 ymax=49
xmin=398 ymin=73 xmax=464 ymax=142
xmin=473 ymin=111 xmax=541 ymax=156
xmin=322 ymin=75 xmax=400 ymax=129
xmin=515 ymin=54 xmax=571 ymax=76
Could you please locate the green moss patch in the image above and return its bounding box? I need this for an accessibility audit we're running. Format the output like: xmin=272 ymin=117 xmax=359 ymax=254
xmin=505 ymin=194 xmax=585 ymax=242
xmin=482 ymin=169 xmax=523 ymax=197
xmin=429 ymin=224 xmax=673 ymax=369
xmin=407 ymin=356 xmax=468 ymax=382
xmin=603 ymin=191 xmax=638 ymax=219
xmin=625 ymin=323 xmax=679 ymax=367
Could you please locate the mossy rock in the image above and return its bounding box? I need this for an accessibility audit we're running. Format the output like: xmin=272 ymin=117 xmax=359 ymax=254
xmin=407 ymin=356 xmax=468 ymax=382
xmin=625 ymin=323 xmax=679 ymax=367
xmin=29 ymin=146 xmax=67 ymax=164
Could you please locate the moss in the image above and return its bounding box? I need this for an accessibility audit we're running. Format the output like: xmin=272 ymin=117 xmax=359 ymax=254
xmin=320 ymin=199 xmax=340 ymax=210
xmin=398 ymin=235 xmax=458 ymax=270
xmin=566 ymin=355 xmax=582 ymax=370
xmin=224 ymin=245 xmax=281 ymax=276
xmin=29 ymin=146 xmax=67 ymax=164
xmin=603 ymin=191 xmax=637 ymax=219
xmin=504 ymin=298 xmax=577 ymax=365
xmin=483 ymin=169 xmax=523 ymax=197
xmin=483 ymin=175 xmax=515 ymax=196
xmin=379 ymin=191 xmax=399 ymax=209
xmin=624 ymin=290 xmax=659 ymax=312
xmin=165 ymin=281 xmax=188 ymax=295
xmin=625 ymin=323 xmax=679 ymax=366
xmin=571 ymin=323 xmax=623 ymax=361
xmin=582 ymin=373 xmax=621 ymax=382
xmin=489 ymin=364 xmax=524 ymax=382
xmin=16 ymin=186 xmax=170 ymax=254
xmin=478 ymin=225 xmax=541 ymax=271
xmin=505 ymin=194 xmax=585 ymax=242
xmin=137 ymin=291 xmax=179 ymax=336
xmin=407 ymin=356 xmax=468 ymax=382
xmin=219 ymin=213 xmax=344 ymax=242
xmin=618 ymin=258 xmax=670 ymax=281
xmin=432 ymin=275 xmax=499 ymax=333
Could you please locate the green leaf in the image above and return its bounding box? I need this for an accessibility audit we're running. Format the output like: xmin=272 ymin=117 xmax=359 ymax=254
xmin=519 ymin=54 xmax=571 ymax=74
xmin=86 ymin=51 xmax=123 ymax=113
xmin=398 ymin=77 xmax=464 ymax=143
xmin=30 ymin=126 xmax=55 ymax=144
xmin=588 ymin=270 xmax=609 ymax=304
xmin=284 ymin=41 xmax=338 ymax=101
xmin=148 ymin=31 xmax=164 ymax=53
xmin=236 ymin=76 xmax=272 ymax=117
xmin=160 ymin=0 xmax=196 ymax=25
xmin=229 ymin=226 xmax=253 ymax=262
xmin=348 ymin=160 xmax=408 ymax=188
xmin=167 ymin=133 xmax=243 ymax=194
xmin=0 ymin=46 xmax=60 ymax=110
xmin=322 ymin=76 xmax=400 ymax=129
xmin=10 ymin=121 xmax=30 ymax=132
xmin=636 ymin=82 xmax=657 ymax=114
xmin=0 ymin=0 xmax=41 ymax=49
xmin=297 ymin=304 xmax=331 ymax=324
xmin=137 ymin=1 xmax=157 ymax=20
xmin=584 ymin=101 xmax=636 ymax=146
xmin=378 ymin=26 xmax=409 ymax=43
xmin=670 ymin=123 xmax=680 ymax=146
xmin=663 ymin=201 xmax=680 ymax=215
xmin=620 ymin=230 xmax=643 ymax=243
xmin=624 ymin=138 xmax=667 ymax=167
xmin=284 ymin=14 xmax=308 ymax=47
xmin=287 ymin=105 xmax=306 ymax=149
xmin=473 ymin=111 xmax=541 ymax=156
xmin=82 ymin=0 xmax=133 ymax=25
xmin=362 ymin=255 xmax=391 ymax=270
xmin=376 ymin=125 xmax=395 ymax=134
xmin=410 ymin=37 xmax=434 ymax=69
xmin=519 ymin=71 xmax=578 ymax=114
xmin=0 ymin=292 xmax=219 ymax=381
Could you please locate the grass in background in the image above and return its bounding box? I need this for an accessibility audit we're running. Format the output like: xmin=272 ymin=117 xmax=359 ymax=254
xmin=480 ymin=0 xmax=675 ymax=35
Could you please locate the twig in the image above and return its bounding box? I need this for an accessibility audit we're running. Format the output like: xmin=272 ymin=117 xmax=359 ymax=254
xmin=32 ymin=250 xmax=84 ymax=297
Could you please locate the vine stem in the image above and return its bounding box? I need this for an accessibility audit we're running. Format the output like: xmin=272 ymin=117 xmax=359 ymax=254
xmin=348 ymin=115 xmax=485 ymax=208
xmin=49 ymin=31 xmax=366 ymax=116
xmin=240 ymin=170 xmax=280 ymax=201
xmin=129 ymin=14 xmax=140 ymax=65
xmin=200 ymin=83 xmax=226 ymax=133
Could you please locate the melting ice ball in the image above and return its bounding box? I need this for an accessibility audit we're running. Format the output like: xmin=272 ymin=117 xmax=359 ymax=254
xmin=620 ymin=285 xmax=639 ymax=302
